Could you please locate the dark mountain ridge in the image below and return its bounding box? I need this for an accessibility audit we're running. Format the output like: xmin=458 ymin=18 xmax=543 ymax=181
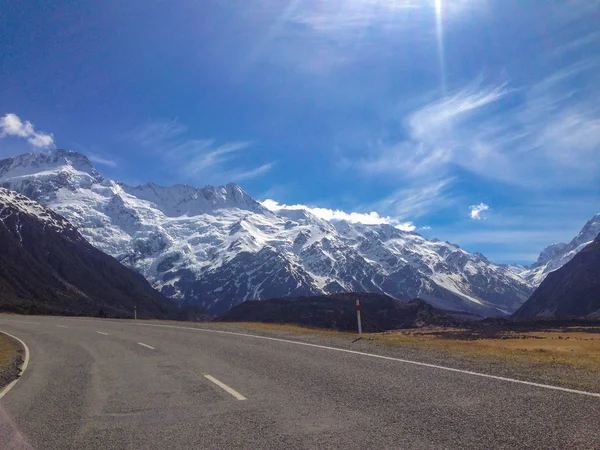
xmin=217 ymin=293 xmax=459 ymax=331
xmin=513 ymin=232 xmax=600 ymax=320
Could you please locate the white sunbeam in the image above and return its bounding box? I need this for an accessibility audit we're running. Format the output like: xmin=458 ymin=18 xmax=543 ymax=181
xmin=435 ymin=0 xmax=447 ymax=97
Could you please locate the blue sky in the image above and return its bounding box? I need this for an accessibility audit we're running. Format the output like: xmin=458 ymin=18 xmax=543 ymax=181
xmin=1 ymin=0 xmax=599 ymax=264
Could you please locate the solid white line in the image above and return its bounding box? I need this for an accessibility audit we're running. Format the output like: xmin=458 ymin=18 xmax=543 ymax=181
xmin=204 ymin=374 xmax=247 ymax=400
xmin=66 ymin=318 xmax=600 ymax=399
xmin=137 ymin=342 xmax=155 ymax=350
xmin=0 ymin=319 xmax=41 ymax=325
xmin=96 ymin=331 xmax=108 ymax=336
xmin=0 ymin=331 xmax=31 ymax=400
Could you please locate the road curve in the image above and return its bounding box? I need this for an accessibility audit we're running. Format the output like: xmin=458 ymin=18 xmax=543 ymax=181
xmin=0 ymin=315 xmax=598 ymax=449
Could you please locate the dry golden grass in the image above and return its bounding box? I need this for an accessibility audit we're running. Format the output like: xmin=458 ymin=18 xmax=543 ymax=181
xmin=374 ymin=329 xmax=600 ymax=371
xmin=0 ymin=334 xmax=19 ymax=368
xmin=211 ymin=322 xmax=600 ymax=372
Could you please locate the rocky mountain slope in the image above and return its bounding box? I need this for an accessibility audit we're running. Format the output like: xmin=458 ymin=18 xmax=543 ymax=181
xmin=513 ymin=234 xmax=600 ymax=319
xmin=217 ymin=293 xmax=459 ymax=331
xmin=0 ymin=150 xmax=535 ymax=316
xmin=523 ymin=213 xmax=600 ymax=285
xmin=0 ymin=187 xmax=176 ymax=318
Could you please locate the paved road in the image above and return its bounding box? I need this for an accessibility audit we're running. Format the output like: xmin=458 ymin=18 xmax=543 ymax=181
xmin=0 ymin=316 xmax=599 ymax=449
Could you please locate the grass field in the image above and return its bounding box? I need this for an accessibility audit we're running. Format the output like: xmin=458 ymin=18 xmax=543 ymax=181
xmin=0 ymin=334 xmax=19 ymax=369
xmin=376 ymin=327 xmax=600 ymax=371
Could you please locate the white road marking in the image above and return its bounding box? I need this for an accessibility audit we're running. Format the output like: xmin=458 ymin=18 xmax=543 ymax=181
xmin=77 ymin=319 xmax=600 ymax=399
xmin=0 ymin=331 xmax=30 ymax=400
xmin=0 ymin=319 xmax=41 ymax=325
xmin=96 ymin=331 xmax=108 ymax=336
xmin=137 ymin=342 xmax=155 ymax=350
xmin=204 ymin=374 xmax=247 ymax=400
xmin=56 ymin=325 xmax=68 ymax=328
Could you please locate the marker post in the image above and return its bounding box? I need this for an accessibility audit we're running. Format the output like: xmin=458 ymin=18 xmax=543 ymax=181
xmin=356 ymin=299 xmax=363 ymax=338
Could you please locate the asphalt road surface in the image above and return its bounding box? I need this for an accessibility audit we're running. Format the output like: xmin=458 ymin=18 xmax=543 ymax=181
xmin=0 ymin=316 xmax=599 ymax=449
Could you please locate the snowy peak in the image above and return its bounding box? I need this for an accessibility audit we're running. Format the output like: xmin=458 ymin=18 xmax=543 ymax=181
xmin=0 ymin=187 xmax=76 ymax=235
xmin=524 ymin=212 xmax=600 ymax=285
xmin=200 ymin=183 xmax=265 ymax=212
xmin=0 ymin=149 xmax=100 ymax=179
xmin=121 ymin=182 xmax=266 ymax=216
xmin=571 ymin=213 xmax=600 ymax=249
xmin=0 ymin=149 xmax=102 ymax=201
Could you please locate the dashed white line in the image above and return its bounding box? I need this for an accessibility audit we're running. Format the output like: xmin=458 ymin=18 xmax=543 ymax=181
xmin=204 ymin=374 xmax=247 ymax=400
xmin=96 ymin=331 xmax=108 ymax=336
xmin=0 ymin=331 xmax=30 ymax=400
xmin=56 ymin=325 xmax=68 ymax=329
xmin=137 ymin=342 xmax=155 ymax=350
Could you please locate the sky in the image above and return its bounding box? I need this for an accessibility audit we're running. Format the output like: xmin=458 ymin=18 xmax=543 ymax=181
xmin=1 ymin=0 xmax=599 ymax=264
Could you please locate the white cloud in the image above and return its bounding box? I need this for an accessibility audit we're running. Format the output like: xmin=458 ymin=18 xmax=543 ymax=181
xmin=469 ymin=203 xmax=489 ymax=220
xmin=261 ymin=199 xmax=416 ymax=231
xmin=0 ymin=113 xmax=54 ymax=149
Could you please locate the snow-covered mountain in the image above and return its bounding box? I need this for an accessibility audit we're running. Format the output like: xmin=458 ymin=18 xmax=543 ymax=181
xmin=0 ymin=186 xmax=176 ymax=318
xmin=0 ymin=150 xmax=535 ymax=316
xmin=522 ymin=213 xmax=600 ymax=285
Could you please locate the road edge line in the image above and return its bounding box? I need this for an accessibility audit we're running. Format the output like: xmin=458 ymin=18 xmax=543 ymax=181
xmin=0 ymin=330 xmax=30 ymax=400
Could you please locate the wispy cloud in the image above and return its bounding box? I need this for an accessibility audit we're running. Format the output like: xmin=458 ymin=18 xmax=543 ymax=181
xmin=469 ymin=203 xmax=489 ymax=220
xmin=88 ymin=153 xmax=118 ymax=168
xmin=222 ymin=163 xmax=275 ymax=182
xmin=0 ymin=113 xmax=54 ymax=149
xmin=261 ymin=199 xmax=416 ymax=231
xmin=371 ymin=178 xmax=455 ymax=220
xmin=127 ymin=120 xmax=273 ymax=184
xmin=353 ymin=58 xmax=600 ymax=189
xmin=126 ymin=119 xmax=187 ymax=147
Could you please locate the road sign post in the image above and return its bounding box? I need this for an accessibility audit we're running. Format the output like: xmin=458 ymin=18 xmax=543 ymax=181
xmin=356 ymin=299 xmax=363 ymax=338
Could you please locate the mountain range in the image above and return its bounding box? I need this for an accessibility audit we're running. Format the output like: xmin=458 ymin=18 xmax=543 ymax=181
xmin=0 ymin=149 xmax=597 ymax=317
xmin=514 ymin=233 xmax=600 ymax=319
xmin=523 ymin=213 xmax=600 ymax=285
xmin=0 ymin=187 xmax=176 ymax=318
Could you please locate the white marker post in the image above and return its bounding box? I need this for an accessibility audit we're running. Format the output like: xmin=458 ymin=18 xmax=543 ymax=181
xmin=134 ymin=304 xmax=137 ymax=320
xmin=356 ymin=299 xmax=363 ymax=338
